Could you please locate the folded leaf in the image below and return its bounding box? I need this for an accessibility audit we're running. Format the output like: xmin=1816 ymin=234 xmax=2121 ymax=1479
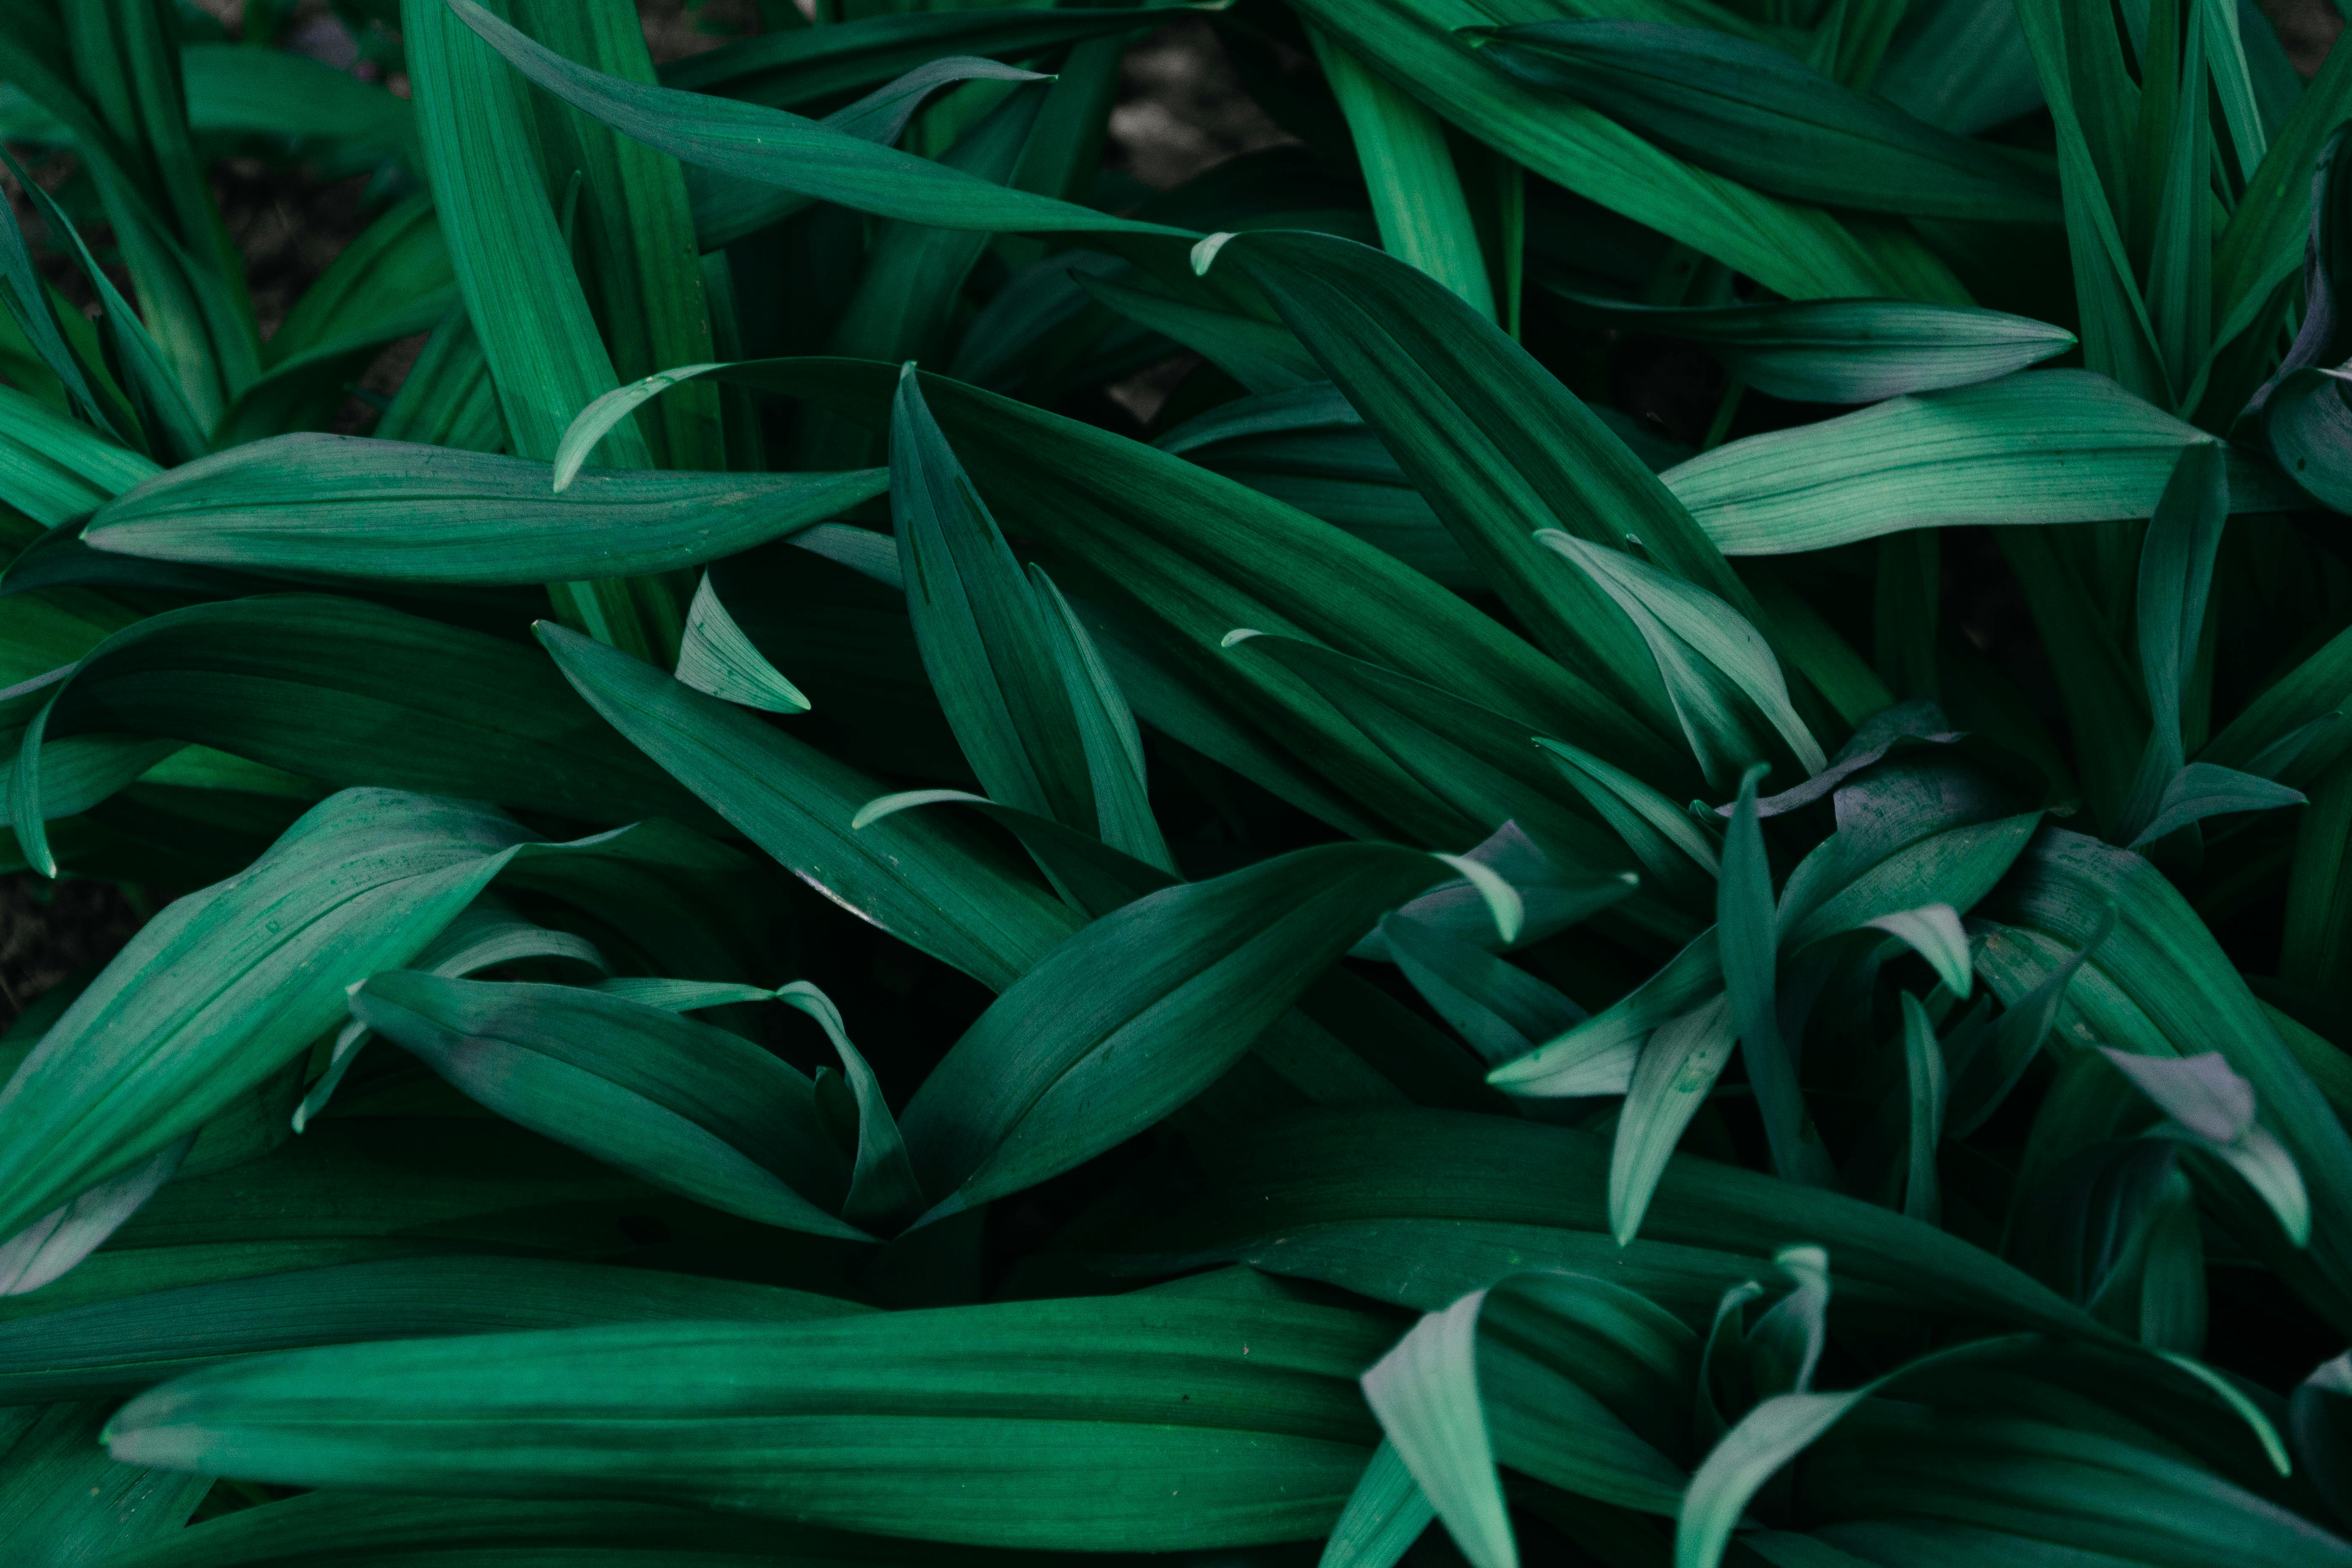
xmin=0 ymin=790 xmax=659 ymax=1247
xmin=2128 ymin=762 xmax=2307 ymax=849
xmin=351 ymin=973 xmax=866 ymax=1240
xmin=673 ymin=572 xmax=810 ymax=713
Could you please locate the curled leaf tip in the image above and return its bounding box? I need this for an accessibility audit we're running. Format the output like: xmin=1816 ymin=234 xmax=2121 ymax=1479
xmin=898 ymin=360 xmax=918 ymax=381
xmin=1220 ymin=627 xmax=1265 ymax=647
xmin=1432 ymin=851 xmax=1525 ymax=945
xmin=1190 ymin=232 xmax=1237 ymax=276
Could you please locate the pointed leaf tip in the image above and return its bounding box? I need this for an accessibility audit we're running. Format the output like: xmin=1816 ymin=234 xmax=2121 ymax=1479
xmin=1431 ymin=853 xmax=1525 ymax=945
xmin=1221 ymin=627 xmax=1265 ymax=647
xmin=1192 ymin=232 xmax=1237 ymax=275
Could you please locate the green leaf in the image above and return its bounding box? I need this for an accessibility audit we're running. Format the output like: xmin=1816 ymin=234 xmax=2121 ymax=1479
xmin=2103 ymin=1047 xmax=2312 ymax=1246
xmin=1538 ymin=531 xmax=1825 ymax=785
xmin=796 ymin=77 xmax=1058 ymax=468
xmin=2265 ymin=367 xmax=2352 ymax=512
xmin=2128 ymin=762 xmax=2307 ymax=849
xmin=1 ymin=596 xmax=712 ymax=853
xmin=1536 ymin=735 xmax=1721 ymax=899
xmin=2213 ymin=28 xmax=2352 ymax=396
xmin=1984 ymin=828 xmax=2352 ymax=1325
xmin=0 ymin=1401 xmax=207 ymax=1567
xmin=2008 ymin=0 xmax=2169 ymax=402
xmin=212 ymin=197 xmax=457 ymax=448
xmin=1077 ymin=272 xmax=1323 ymax=394
xmin=511 ymin=0 xmax=727 ymax=477
xmin=292 ymin=893 xmax=608 ymax=1131
xmin=1200 ymin=227 xmax=1773 ymax=748
xmin=1490 ymin=928 xmax=1724 ymax=1100
xmin=0 ymin=145 xmax=206 ymax=464
xmin=0 ymin=791 xmax=662 ymax=1247
xmin=1899 ymin=991 xmax=1947 ymax=1223
xmin=402 ymin=0 xmax=672 ymax=661
xmin=673 ymin=572 xmax=809 ymax=713
xmin=79 ymin=434 xmax=885 ymax=586
xmin=659 ymin=358 xmax=1696 ymax=816
xmin=103 ymin=1296 xmax=1393 ymax=1550
xmin=1320 ymin=1441 xmax=1434 ymax=1568
xmin=179 ymin=41 xmax=418 ymax=172
xmin=1312 ymin=30 xmax=1496 ymax=319
xmin=1470 ymin=21 xmax=2061 ymax=223
xmin=1545 ymin=288 xmax=2074 ymax=402
xmin=0 ymin=159 xmax=136 ymax=447
xmin=1722 ymin=764 xmax=1827 ymax=1183
xmin=0 ymin=1255 xmax=862 ymax=1403
xmin=899 ymin=842 xmax=1455 ymax=1216
xmin=2120 ymin=443 xmax=2230 ymax=841
xmin=351 ymin=972 xmax=867 ymax=1241
xmin=447 ymin=0 xmax=1189 ymax=242
xmin=1284 ymin=0 xmax=1965 ymax=302
xmin=56 ymin=1494 xmax=959 ymax=1568
xmin=372 ymin=305 xmax=505 ymax=453
xmin=1045 ymin=1106 xmax=2103 ymax=1335
xmin=891 ymin=365 xmax=1102 ymax=836
xmin=1611 ymin=991 xmax=1740 ymax=1243
xmin=1364 ymin=1271 xmax=1699 ymax=1568
xmin=1866 ymin=904 xmax=1973 ymax=996
xmin=1382 ymin=916 xmax=1583 ymax=1067
xmin=0 ymin=1136 xmax=187 ymax=1298
xmin=538 ymin=619 xmax=1077 ymax=992
xmin=1946 ymin=902 xmax=2113 ymax=1136
xmin=1663 ymin=372 xmax=2300 ymax=556
xmin=684 ymin=57 xmax=1049 ymax=251
xmin=663 ymin=5 xmax=1194 ymax=110
xmin=1218 ymin=631 xmax=1686 ymax=934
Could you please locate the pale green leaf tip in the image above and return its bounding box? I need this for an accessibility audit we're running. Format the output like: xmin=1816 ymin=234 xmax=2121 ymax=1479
xmin=898 ymin=360 xmax=918 ymax=383
xmin=1433 ymin=852 xmax=1525 ymax=945
xmin=1191 ymin=232 xmax=1237 ymax=277
xmin=1220 ymin=627 xmax=1265 ymax=648
xmin=850 ymin=797 xmax=896 ymax=831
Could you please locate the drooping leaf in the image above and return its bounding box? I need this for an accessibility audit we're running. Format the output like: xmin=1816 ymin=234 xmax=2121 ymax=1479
xmin=350 ymin=972 xmax=867 ymax=1241
xmin=0 ymin=791 xmax=670 ymax=1248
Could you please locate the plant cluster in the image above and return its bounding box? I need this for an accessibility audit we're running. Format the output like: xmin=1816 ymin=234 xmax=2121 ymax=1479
xmin=4 ymin=0 xmax=2352 ymax=1564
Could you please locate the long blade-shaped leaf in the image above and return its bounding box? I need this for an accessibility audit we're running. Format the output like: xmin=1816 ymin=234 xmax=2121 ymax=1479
xmin=81 ymin=434 xmax=883 ymax=585
xmin=900 ymin=842 xmax=1458 ymax=1215
xmin=1472 ymin=21 xmax=2061 ymax=222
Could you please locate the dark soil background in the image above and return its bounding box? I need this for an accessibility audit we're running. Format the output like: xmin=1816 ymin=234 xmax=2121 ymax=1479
xmin=0 ymin=0 xmax=2339 ymax=1027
